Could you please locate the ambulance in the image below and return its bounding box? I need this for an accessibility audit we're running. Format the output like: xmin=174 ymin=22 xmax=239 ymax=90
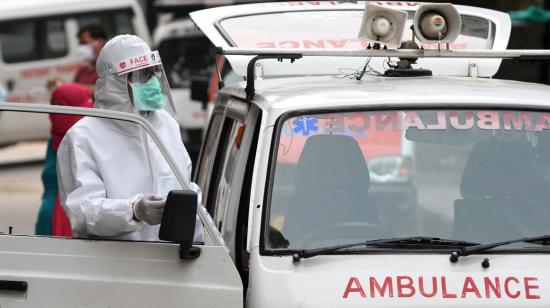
xmin=0 ymin=0 xmax=150 ymax=146
xmin=0 ymin=1 xmax=550 ymax=307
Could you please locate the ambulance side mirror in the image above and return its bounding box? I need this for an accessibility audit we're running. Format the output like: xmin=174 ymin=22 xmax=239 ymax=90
xmin=159 ymin=190 xmax=201 ymax=260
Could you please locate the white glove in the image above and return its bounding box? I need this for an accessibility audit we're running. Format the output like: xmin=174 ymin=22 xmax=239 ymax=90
xmin=132 ymin=194 xmax=166 ymax=225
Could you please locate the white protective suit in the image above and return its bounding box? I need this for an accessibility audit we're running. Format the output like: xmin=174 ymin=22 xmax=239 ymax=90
xmin=57 ymin=35 xmax=203 ymax=241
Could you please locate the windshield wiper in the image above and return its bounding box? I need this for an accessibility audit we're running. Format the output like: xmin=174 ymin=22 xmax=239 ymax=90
xmin=450 ymin=234 xmax=550 ymax=263
xmin=292 ymin=236 xmax=479 ymax=263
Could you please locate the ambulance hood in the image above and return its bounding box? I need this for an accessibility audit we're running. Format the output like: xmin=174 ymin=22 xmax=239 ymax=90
xmin=191 ymin=1 xmax=511 ymax=78
xmin=250 ymin=254 xmax=548 ymax=307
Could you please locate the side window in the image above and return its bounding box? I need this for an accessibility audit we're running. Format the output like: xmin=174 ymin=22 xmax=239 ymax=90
xmin=205 ymin=117 xmax=243 ymax=222
xmin=195 ymin=112 xmax=223 ymax=191
xmin=76 ymin=10 xmax=135 ymax=39
xmin=0 ymin=18 xmax=68 ymax=63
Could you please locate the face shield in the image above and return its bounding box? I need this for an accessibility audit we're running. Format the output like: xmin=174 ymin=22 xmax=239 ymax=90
xmin=117 ymin=50 xmax=177 ymax=114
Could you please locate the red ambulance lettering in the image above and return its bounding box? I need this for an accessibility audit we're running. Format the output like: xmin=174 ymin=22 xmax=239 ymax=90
xmin=20 ymin=67 xmax=51 ymax=79
xmin=524 ymin=277 xmax=540 ymax=300
xmin=449 ymin=111 xmax=474 ymax=130
xmin=280 ymin=41 xmax=300 ymax=48
xmin=426 ymin=111 xmax=447 ymax=130
xmin=369 ymin=277 xmax=393 ymax=298
xmin=257 ymin=42 xmax=276 ymax=48
xmin=343 ymin=277 xmax=366 ymax=298
xmin=402 ymin=112 xmax=426 ymax=129
xmin=288 ymin=1 xmax=336 ymax=5
xmin=343 ymin=276 xmax=542 ymax=300
xmin=418 ymin=277 xmax=437 ymax=298
xmin=348 ymin=114 xmax=370 ymax=132
xmin=535 ymin=114 xmax=550 ymax=131
xmin=504 ymin=277 xmax=521 ymax=299
xmin=304 ymin=40 xmax=325 ymax=49
xmin=374 ymin=1 xmax=420 ymax=6
xmin=422 ymin=43 xmax=469 ymax=50
xmin=461 ymin=277 xmax=482 ymax=298
xmin=328 ymin=39 xmax=348 ymax=48
xmin=484 ymin=277 xmax=501 ymax=298
xmin=397 ymin=276 xmax=415 ymax=297
xmin=477 ymin=111 xmax=500 ymax=130
xmin=503 ymin=112 xmax=532 ymax=131
xmin=441 ymin=277 xmax=458 ymax=298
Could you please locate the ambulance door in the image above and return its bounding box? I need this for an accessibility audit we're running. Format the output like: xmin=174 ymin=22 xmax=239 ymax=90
xmin=0 ymin=108 xmax=243 ymax=307
xmin=0 ymin=235 xmax=242 ymax=307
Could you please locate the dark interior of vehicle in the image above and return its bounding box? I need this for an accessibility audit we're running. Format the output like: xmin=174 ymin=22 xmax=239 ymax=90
xmin=453 ymin=139 xmax=550 ymax=242
xmin=282 ymin=134 xmax=380 ymax=249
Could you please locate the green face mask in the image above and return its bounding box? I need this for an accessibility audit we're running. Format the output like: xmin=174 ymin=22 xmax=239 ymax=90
xmin=129 ymin=76 xmax=165 ymax=111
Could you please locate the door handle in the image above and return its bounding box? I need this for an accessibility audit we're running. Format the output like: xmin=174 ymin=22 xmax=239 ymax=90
xmin=0 ymin=280 xmax=27 ymax=292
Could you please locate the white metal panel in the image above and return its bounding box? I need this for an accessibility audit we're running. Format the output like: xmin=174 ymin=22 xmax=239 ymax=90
xmin=0 ymin=235 xmax=242 ymax=307
xmin=248 ymin=251 xmax=550 ymax=307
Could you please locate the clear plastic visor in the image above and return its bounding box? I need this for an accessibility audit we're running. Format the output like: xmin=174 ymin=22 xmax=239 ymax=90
xmin=127 ymin=64 xmax=176 ymax=114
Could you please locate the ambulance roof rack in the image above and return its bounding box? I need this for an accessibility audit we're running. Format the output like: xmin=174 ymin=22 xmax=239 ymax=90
xmin=216 ymin=47 xmax=550 ymax=101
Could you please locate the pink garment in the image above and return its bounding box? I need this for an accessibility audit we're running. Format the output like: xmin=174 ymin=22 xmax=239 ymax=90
xmin=50 ymin=83 xmax=93 ymax=151
xmin=49 ymin=83 xmax=93 ymax=236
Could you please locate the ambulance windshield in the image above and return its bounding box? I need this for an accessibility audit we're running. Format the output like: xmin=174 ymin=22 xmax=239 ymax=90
xmin=266 ymin=109 xmax=550 ymax=251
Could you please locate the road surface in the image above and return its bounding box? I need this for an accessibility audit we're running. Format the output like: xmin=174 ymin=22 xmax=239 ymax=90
xmin=0 ymin=142 xmax=46 ymax=235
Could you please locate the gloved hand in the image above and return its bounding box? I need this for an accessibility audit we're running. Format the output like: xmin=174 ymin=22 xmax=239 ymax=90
xmin=132 ymin=194 xmax=166 ymax=225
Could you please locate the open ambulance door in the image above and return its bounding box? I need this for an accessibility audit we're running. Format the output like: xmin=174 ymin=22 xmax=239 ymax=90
xmin=0 ymin=104 xmax=243 ymax=307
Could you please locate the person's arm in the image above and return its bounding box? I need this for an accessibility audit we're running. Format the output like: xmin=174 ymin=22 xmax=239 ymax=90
xmin=57 ymin=134 xmax=143 ymax=237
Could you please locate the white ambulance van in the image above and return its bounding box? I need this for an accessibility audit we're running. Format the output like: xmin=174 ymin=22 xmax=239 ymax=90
xmin=0 ymin=0 xmax=150 ymax=146
xmin=0 ymin=1 xmax=549 ymax=307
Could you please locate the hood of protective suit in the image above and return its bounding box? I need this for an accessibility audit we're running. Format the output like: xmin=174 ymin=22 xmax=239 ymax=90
xmin=94 ymin=35 xmax=151 ymax=114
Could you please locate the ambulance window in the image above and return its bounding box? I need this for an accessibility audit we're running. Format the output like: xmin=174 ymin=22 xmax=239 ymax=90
xmin=45 ymin=20 xmax=67 ymax=55
xmin=159 ymin=37 xmax=215 ymax=89
xmin=266 ymin=110 xmax=550 ymax=251
xmin=195 ymin=112 xmax=223 ymax=197
xmin=205 ymin=117 xmax=243 ymax=229
xmin=76 ymin=10 xmax=135 ymax=39
xmin=0 ymin=18 xmax=68 ymax=63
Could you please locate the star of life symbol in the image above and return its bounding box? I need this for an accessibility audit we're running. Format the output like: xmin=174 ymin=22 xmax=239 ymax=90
xmin=293 ymin=116 xmax=318 ymax=136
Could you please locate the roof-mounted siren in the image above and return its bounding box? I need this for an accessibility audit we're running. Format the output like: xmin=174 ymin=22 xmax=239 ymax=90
xmin=413 ymin=3 xmax=462 ymax=49
xmin=358 ymin=3 xmax=408 ymax=49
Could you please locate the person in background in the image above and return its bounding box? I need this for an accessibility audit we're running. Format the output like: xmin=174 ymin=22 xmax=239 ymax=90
xmin=35 ymin=84 xmax=93 ymax=236
xmin=47 ymin=25 xmax=107 ymax=92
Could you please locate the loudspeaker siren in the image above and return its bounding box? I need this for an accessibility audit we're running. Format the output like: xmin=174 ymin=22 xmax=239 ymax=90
xmin=413 ymin=3 xmax=462 ymax=44
xmin=358 ymin=3 xmax=408 ymax=47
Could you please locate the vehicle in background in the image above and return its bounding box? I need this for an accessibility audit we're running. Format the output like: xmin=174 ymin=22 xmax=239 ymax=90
xmin=0 ymin=0 xmax=150 ymax=146
xmin=152 ymin=0 xmax=245 ymax=162
xmin=153 ymin=17 xmax=213 ymax=160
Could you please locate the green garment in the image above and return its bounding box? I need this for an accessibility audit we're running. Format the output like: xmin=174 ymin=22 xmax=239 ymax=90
xmin=35 ymin=139 xmax=58 ymax=235
xmin=510 ymin=5 xmax=550 ymax=23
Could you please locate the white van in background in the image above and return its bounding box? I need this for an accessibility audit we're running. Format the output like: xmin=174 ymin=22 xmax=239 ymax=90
xmin=0 ymin=0 xmax=150 ymax=146
xmin=153 ymin=18 xmax=213 ymax=152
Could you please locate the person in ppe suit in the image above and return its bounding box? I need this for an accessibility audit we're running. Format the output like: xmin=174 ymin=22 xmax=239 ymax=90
xmin=57 ymin=35 xmax=203 ymax=241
